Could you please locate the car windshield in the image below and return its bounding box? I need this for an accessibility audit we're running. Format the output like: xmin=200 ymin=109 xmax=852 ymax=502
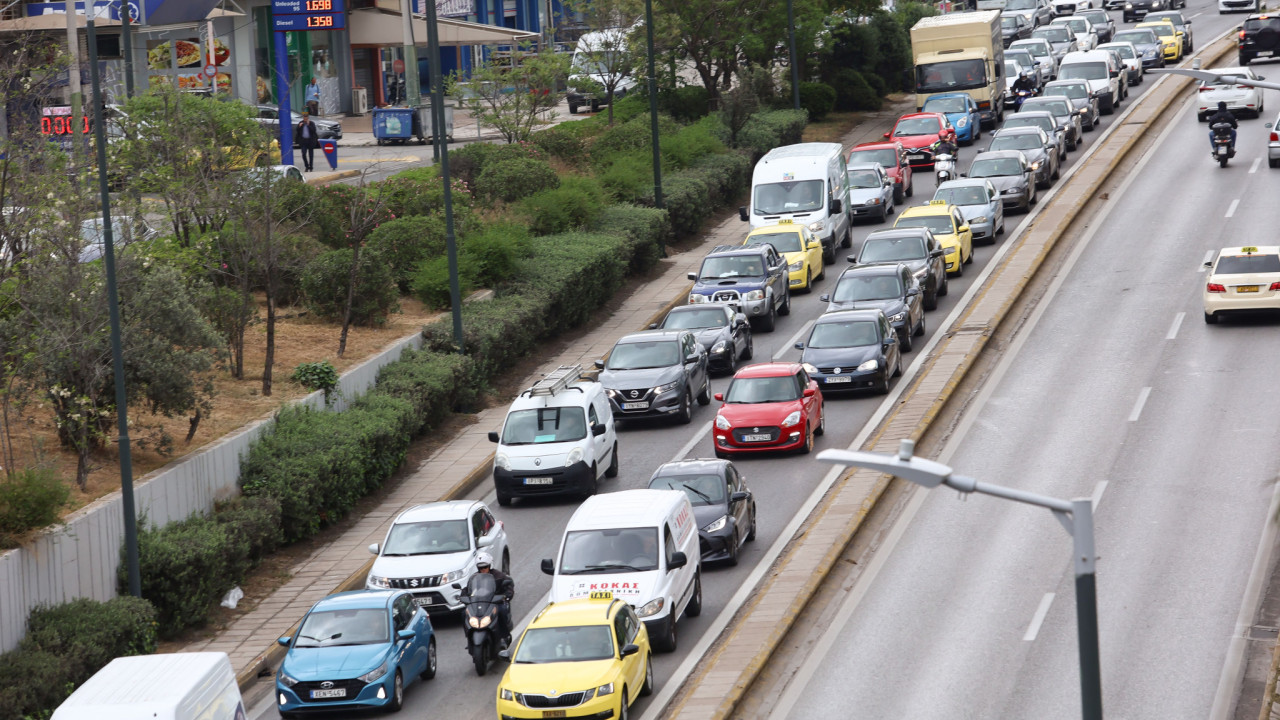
xmin=1004 ymin=61 xmax=1020 ymax=77
xmin=860 ymin=236 xmax=925 ymax=262
xmin=1245 ymin=17 xmax=1280 ymax=32
xmin=662 ymin=308 xmax=728 ymax=330
xmin=969 ymin=158 xmax=1023 ymax=178
xmin=934 ymin=186 xmax=989 ymax=205
xmin=1059 ymin=63 xmax=1107 ymax=81
xmin=1115 ymin=30 xmax=1157 ymax=45
xmin=1003 ymin=17 xmax=1022 ymax=29
xmin=1026 ymin=100 xmax=1070 ymax=116
xmin=849 ymin=148 xmax=897 ymax=168
xmin=753 ymin=180 xmax=824 ymax=215
xmin=382 ymin=519 xmax=470 ymax=555
xmin=649 ymin=473 xmax=726 ymax=506
xmin=1005 ymin=115 xmax=1054 ymax=133
xmin=915 ymin=59 xmax=987 ymax=93
xmin=572 ymin=50 xmax=621 ymax=76
xmin=923 ymin=96 xmax=969 ymax=114
xmin=895 ymin=216 xmax=954 ymax=235
xmin=1216 ymin=254 xmax=1280 ymax=274
xmin=1080 ymin=11 xmax=1108 ymax=24
xmin=501 ymin=407 xmax=587 ymax=445
xmin=559 ymin=527 xmax=659 ymax=573
xmin=1104 ymin=44 xmax=1135 ymax=59
xmin=833 ymin=274 xmax=904 ymax=302
xmin=1061 ymin=19 xmax=1089 ymax=33
xmin=807 ymin=320 xmax=879 ymax=349
xmin=606 ymin=340 xmax=680 ymax=370
xmin=1014 ymin=42 xmax=1049 ymax=58
xmin=295 ymin=609 xmax=388 ymax=648
xmin=1204 ymin=72 xmax=1250 ymax=87
xmin=724 ymin=375 xmax=802 ymax=403
xmin=894 ymin=117 xmax=941 ymax=136
xmin=847 ymin=169 xmax=884 ymax=189
xmin=991 ymin=134 xmax=1043 ymax=151
xmin=514 ymin=626 xmax=614 ymax=663
xmin=1034 ymin=27 xmax=1072 ymax=42
xmin=750 ymin=230 xmax=804 ymax=253
xmin=700 ymin=255 xmax=766 ymax=279
xmin=1145 ymin=24 xmax=1174 ymax=38
xmin=1046 ymin=82 xmax=1088 ymax=99
xmin=1005 ymin=0 xmax=1037 ymax=9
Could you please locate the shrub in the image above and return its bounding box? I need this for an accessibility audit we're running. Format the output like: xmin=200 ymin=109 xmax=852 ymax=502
xmin=592 ymin=204 xmax=671 ymax=273
xmin=532 ymin=124 xmax=588 ymax=163
xmin=798 ymin=82 xmax=837 ymax=121
xmin=475 ymin=157 xmax=559 ymax=203
xmin=659 ymin=85 xmax=712 ymax=123
xmin=591 ymin=114 xmax=680 ymax=167
xmin=291 ymin=360 xmax=339 ymax=395
xmin=374 ymin=349 xmax=475 ymax=430
xmin=448 ymin=142 xmax=497 ymax=187
xmin=0 ymin=467 xmax=70 ymax=547
xmin=214 ymin=495 xmax=283 ymax=577
xmin=689 ymin=151 xmax=753 ymax=208
xmin=462 ymin=222 xmax=529 ymax=284
xmin=300 ymin=247 xmax=399 ymax=327
xmin=411 ymin=253 xmax=481 ymax=309
xmin=830 ymin=69 xmax=883 ymax=111
xmin=662 ymin=116 xmax=727 ymax=170
xmin=598 ymin=93 xmax=648 ymax=124
xmin=519 ymin=176 xmax=610 ymax=235
xmin=737 ymin=109 xmax=808 ymax=160
xmin=598 ymin=153 xmax=654 ymax=201
xmin=130 ymin=512 xmax=236 ymax=636
xmin=366 ymin=215 xmax=448 ymax=291
xmin=376 ymin=167 xmax=476 ymax=230
xmin=634 ymin=151 xmax=752 ymax=238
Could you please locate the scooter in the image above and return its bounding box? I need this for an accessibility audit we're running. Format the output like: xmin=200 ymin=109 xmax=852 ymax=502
xmin=935 ymin=153 xmax=956 ymax=184
xmin=454 ymin=575 xmax=508 ymax=676
xmin=1013 ymin=88 xmax=1035 ymax=111
xmin=1211 ymin=122 xmax=1236 ymax=168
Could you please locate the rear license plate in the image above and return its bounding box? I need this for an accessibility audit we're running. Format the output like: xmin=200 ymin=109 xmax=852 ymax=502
xmin=622 ymin=402 xmax=649 ymax=410
xmin=524 ymin=477 xmax=554 ymax=485
xmin=742 ymin=433 xmax=771 ymax=442
xmin=1260 ymin=51 xmax=1274 ymax=57
xmin=825 ymin=376 xmax=852 ymax=383
xmin=311 ymin=689 xmax=346 ymax=699
xmin=1237 ymin=285 xmax=1260 ymax=293
xmin=542 ymin=712 xmax=567 ymax=719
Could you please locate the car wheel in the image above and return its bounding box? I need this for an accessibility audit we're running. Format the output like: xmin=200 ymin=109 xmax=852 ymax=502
xmin=900 ymin=328 xmax=915 ymax=353
xmin=803 ymin=269 xmax=812 ymax=293
xmin=906 ymin=179 xmax=914 ymax=198
xmin=817 ymin=259 xmax=827 ymax=281
xmin=998 ymin=217 xmax=1006 ymax=235
xmin=747 ymin=504 xmax=757 ymax=541
xmin=605 ymin=442 xmax=619 ymax=477
xmin=742 ymin=334 xmax=754 ymax=360
xmin=841 ymin=226 xmax=853 ymax=250
xmin=619 ymin=693 xmax=630 ymax=720
xmin=1270 ymin=157 xmax=1280 ymax=168
xmin=640 ymin=654 xmax=655 ymax=696
xmin=1205 ymin=311 xmax=1219 ymax=324
xmin=800 ymin=423 xmax=814 ymax=454
xmin=387 ymin=671 xmax=404 ymax=712
xmin=953 ymin=256 xmax=964 ymax=277
xmin=584 ymin=464 xmax=599 ymax=497
xmin=1029 ymin=186 xmax=1038 ymax=207
xmin=823 ymin=245 xmax=836 ymax=265
xmin=677 ymin=391 xmax=693 ymax=425
xmin=726 ymin=532 xmax=740 ymax=566
xmin=894 ymin=354 xmax=904 ymax=377
xmin=697 ymin=376 xmax=711 ymax=406
xmin=924 ymin=285 xmax=939 ymax=312
xmin=686 ymin=570 xmax=703 ymax=616
xmin=654 ymin=617 xmax=676 ymax=654
xmin=779 ymin=288 xmax=792 ymax=316
xmin=938 ymin=271 xmax=949 ymax=297
xmin=757 ymin=302 xmax=776 ymax=332
xmin=964 ymin=245 xmax=973 ymax=265
xmin=894 ymin=183 xmax=905 ymax=204
xmin=815 ymin=408 xmax=826 ymax=436
xmin=496 ymin=487 xmax=512 ymax=507
xmin=876 ymin=370 xmax=891 ymax=395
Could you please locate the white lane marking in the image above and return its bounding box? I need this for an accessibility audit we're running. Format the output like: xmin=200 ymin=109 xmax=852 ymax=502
xmin=1250 ymin=157 xmax=1262 ymax=173
xmin=1166 ymin=312 xmax=1185 ymax=340
xmin=775 ymin=320 xmax=815 ymax=361
xmin=1189 ymin=10 xmax=1203 ymax=17
xmin=1200 ymin=250 xmax=1215 ymax=272
xmin=670 ymin=421 xmax=713 ymax=464
xmin=1023 ymin=593 xmax=1056 ymax=642
xmin=1226 ymin=199 xmax=1240 ymax=218
xmin=1091 ymin=480 xmax=1108 ymax=510
xmin=1128 ymin=386 xmax=1152 ymax=422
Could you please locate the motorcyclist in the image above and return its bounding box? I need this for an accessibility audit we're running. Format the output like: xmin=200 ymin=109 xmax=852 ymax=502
xmin=465 ymin=551 xmax=515 ymax=647
xmin=1012 ymin=70 xmax=1037 ymax=96
xmin=1207 ymin=101 xmax=1238 ymax=154
xmin=936 ymin=132 xmax=958 ymax=162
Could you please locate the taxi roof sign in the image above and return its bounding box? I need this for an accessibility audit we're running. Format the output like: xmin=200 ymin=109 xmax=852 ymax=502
xmin=1242 ymin=246 xmax=1259 ymax=254
xmin=589 ymin=591 xmax=613 ymax=601
xmin=928 ymin=199 xmax=948 ymax=206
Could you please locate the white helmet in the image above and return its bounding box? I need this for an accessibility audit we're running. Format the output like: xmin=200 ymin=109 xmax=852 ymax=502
xmin=476 ymin=551 xmax=494 ymax=570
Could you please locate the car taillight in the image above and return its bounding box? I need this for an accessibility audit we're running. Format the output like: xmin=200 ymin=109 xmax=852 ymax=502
xmin=1240 ymin=30 xmax=1247 ymax=40
xmin=1270 ymin=282 xmax=1280 ymax=291
xmin=1199 ymin=86 xmax=1212 ymax=92
xmin=1271 ymin=132 xmax=1278 ymax=142
xmin=1207 ymin=283 xmax=1226 ymax=293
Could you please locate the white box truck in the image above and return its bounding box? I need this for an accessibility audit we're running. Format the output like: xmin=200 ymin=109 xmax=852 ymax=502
xmin=52 ymin=652 xmax=245 ymax=720
xmin=912 ymin=11 xmax=1006 ymax=128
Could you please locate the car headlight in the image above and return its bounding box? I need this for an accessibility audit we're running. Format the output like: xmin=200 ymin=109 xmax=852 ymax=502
xmin=654 ymin=380 xmax=681 ymax=394
xmin=970 ymin=215 xmax=988 ymax=223
xmin=781 ymin=410 xmax=802 ymax=427
xmin=597 ymin=682 xmax=615 ymax=697
xmin=868 ymin=197 xmax=882 ymax=205
xmin=494 ymin=452 xmax=510 ymax=471
xmin=469 ymin=613 xmax=493 ymax=628
xmin=808 ymin=220 xmax=824 ymax=233
xmin=890 ymin=312 xmax=906 ymax=322
xmin=567 ymin=446 xmax=584 ymax=465
xmin=944 ymin=246 xmax=957 ymax=255
xmin=703 ymin=515 xmax=729 ymax=533
xmin=637 ymin=597 xmax=666 ymax=617
xmin=1031 ymin=160 xmax=1043 ymax=170
xmin=957 ymin=117 xmax=968 ymax=127
xmin=689 ymin=293 xmax=707 ymax=303
xmin=912 ymin=266 xmax=929 ymax=279
xmin=1144 ymin=49 xmax=1157 ymax=58
xmin=278 ymin=671 xmax=299 ymax=688
xmin=368 ymin=575 xmax=391 ymax=589
xmin=442 ymin=568 xmax=466 ymax=584
xmin=857 ymin=359 xmax=879 ymax=372
xmin=712 ymin=340 xmax=728 ymax=354
xmin=715 ymin=414 xmax=731 ymax=430
xmin=358 ymin=660 xmax=389 ymax=684
xmin=742 ymin=289 xmax=765 ymax=301
xmin=501 ymin=688 xmax=514 ymax=701
xmin=788 ymin=260 xmax=804 ymax=271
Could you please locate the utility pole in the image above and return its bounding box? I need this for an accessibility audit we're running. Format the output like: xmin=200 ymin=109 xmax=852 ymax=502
xmin=121 ymin=0 xmax=134 ymax=97
xmin=401 ymin=0 xmax=421 ymax=106
xmin=787 ymin=0 xmax=800 ymax=110
xmin=642 ymin=0 xmax=663 ymax=208
xmin=423 ymin=0 xmax=465 ymax=352
xmin=64 ymin=0 xmax=87 ymax=160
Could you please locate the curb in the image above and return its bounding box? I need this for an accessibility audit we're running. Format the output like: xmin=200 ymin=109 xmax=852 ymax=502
xmin=305 ymin=169 xmax=361 ymax=186
xmin=660 ymin=34 xmax=1237 ymax=720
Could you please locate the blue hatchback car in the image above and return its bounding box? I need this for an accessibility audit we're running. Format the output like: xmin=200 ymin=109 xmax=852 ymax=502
xmin=920 ymin=93 xmax=982 ymax=145
xmin=275 ymin=590 xmax=436 ymax=716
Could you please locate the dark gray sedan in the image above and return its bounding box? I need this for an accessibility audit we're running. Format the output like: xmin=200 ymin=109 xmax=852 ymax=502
xmin=1002 ymin=109 xmax=1067 ymax=162
xmin=1032 ymin=25 xmax=1079 ymax=63
xmin=1043 ymin=78 xmax=1101 ymax=131
xmin=987 ymin=126 xmax=1059 ymax=188
xmin=965 ymin=150 xmax=1038 ymax=212
xmin=651 ymin=304 xmax=753 ymax=374
xmin=1019 ymin=96 xmax=1082 ymax=151
xmin=648 ymin=459 xmax=756 ymax=565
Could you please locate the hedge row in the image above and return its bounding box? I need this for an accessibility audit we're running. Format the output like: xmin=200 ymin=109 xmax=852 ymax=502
xmin=0 ymin=596 xmax=157 ymax=718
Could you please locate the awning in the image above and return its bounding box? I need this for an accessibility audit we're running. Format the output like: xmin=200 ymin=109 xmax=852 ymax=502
xmin=349 ymin=9 xmax=538 ymax=47
xmin=0 ymin=14 xmax=120 ymax=32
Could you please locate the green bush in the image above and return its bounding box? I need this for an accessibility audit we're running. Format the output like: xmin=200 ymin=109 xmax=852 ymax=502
xmin=598 ymin=153 xmax=654 ymax=201
xmin=475 ymin=157 xmax=559 ymax=204
xmin=300 ymin=248 xmax=399 ymax=327
xmin=662 ymin=116 xmax=727 ymax=170
xmin=411 ymin=252 xmax=482 ymax=309
xmin=634 ymin=150 xmax=752 ymax=238
xmin=830 ymin=69 xmax=882 ymax=112
xmin=374 ymin=349 xmax=475 ymax=430
xmin=291 ymin=360 xmax=339 ymax=395
xmin=798 ymin=82 xmax=837 ymax=121
xmin=366 ymin=215 xmax=448 ymax=291
xmin=597 ymin=93 xmax=648 ymax=124
xmin=447 ymin=142 xmax=497 ymax=188
xmin=591 ymin=114 xmax=680 ymax=167
xmin=462 ymin=222 xmax=529 ymax=284
xmin=592 ymin=204 xmax=671 ymax=273
xmin=659 ymin=86 xmax=712 ymax=123
xmin=130 ymin=512 xmax=236 ymax=636
xmin=737 ymin=109 xmax=809 ymax=160
xmin=215 ymin=495 xmax=283 ymax=577
xmin=532 ymin=125 xmax=588 ymax=163
xmin=689 ymin=151 xmax=753 ymax=208
xmin=0 ymin=467 xmax=70 ymax=548
xmin=519 ymin=176 xmax=610 ymax=235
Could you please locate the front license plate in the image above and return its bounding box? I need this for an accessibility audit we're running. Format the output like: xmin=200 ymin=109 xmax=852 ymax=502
xmin=742 ymin=433 xmax=771 ymax=442
xmin=825 ymin=376 xmax=852 ymax=383
xmin=311 ymin=689 xmax=346 ymax=699
xmin=412 ymin=597 xmax=431 ymax=606
xmin=1237 ymin=285 xmax=1260 ymax=293
xmin=542 ymin=712 xmax=567 ymax=719
xmin=524 ymin=477 xmax=554 ymax=485
xmin=622 ymin=401 xmax=649 ymax=410
xmin=908 ymin=154 xmax=924 ymax=161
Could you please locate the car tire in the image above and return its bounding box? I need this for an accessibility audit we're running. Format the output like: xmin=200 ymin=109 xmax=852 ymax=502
xmin=1270 ymin=157 xmax=1280 ymax=168
xmin=619 ymin=692 xmax=630 ymax=720
xmin=388 ymin=671 xmax=404 ymax=713
xmin=677 ymin=391 xmax=693 ymax=425
xmin=924 ymin=285 xmax=939 ymax=312
xmin=742 ymin=334 xmax=754 ymax=360
xmin=900 ymin=328 xmax=915 ymax=353
xmin=894 ymin=354 xmax=904 ymax=377
xmin=1205 ymin=311 xmax=1219 ymax=324
xmin=841 ymin=226 xmax=853 ymax=249
xmin=906 ymin=180 xmax=914 ymax=198
xmin=817 ymin=260 xmax=827 ymax=281
xmin=726 ymin=533 xmax=740 ymax=566
xmin=800 ymin=423 xmax=814 ymax=454
xmin=964 ymin=246 xmax=973 ymax=265
xmin=803 ymin=269 xmax=812 ymax=293
xmin=894 ymin=183 xmax=905 ymax=204
xmin=1052 ymin=163 xmax=1061 ymax=180
xmin=1241 ymin=54 xmax=1252 ymax=65
xmin=876 ymin=370 xmax=891 ymax=395
xmin=641 ymin=655 xmax=655 ymax=696
xmin=914 ymin=315 xmax=926 ymax=338
xmin=687 ymin=572 xmax=703 ymax=616
xmin=757 ymin=302 xmax=776 ymax=332
xmin=584 ymin=464 xmax=599 ymax=497
xmin=823 ymin=245 xmax=836 ymax=265
xmin=697 ymin=376 xmax=711 ymax=406
xmin=815 ymin=408 xmax=825 ymax=436
xmin=779 ymin=288 xmax=792 ymax=316
xmin=747 ymin=505 xmax=757 ymax=541
xmin=938 ymin=271 xmax=949 ymax=297
xmin=569 ymin=103 xmax=579 ymax=114
xmin=953 ymin=256 xmax=964 ymax=277
xmin=496 ymin=487 xmax=512 ymax=507
xmin=605 ymin=443 xmax=619 ymax=477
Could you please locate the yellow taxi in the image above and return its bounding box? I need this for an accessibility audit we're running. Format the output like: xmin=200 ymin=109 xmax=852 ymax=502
xmin=893 ymin=200 xmax=973 ymax=276
xmin=1203 ymin=245 xmax=1280 ymax=324
xmin=743 ymin=220 xmax=826 ymax=292
xmin=1137 ymin=20 xmax=1183 ymax=62
xmin=496 ymin=591 xmax=652 ymax=720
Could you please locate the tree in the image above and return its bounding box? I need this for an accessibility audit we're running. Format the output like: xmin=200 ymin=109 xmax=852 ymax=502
xmin=564 ymin=0 xmax=643 ymax=125
xmin=449 ymin=44 xmax=570 ymax=143
xmin=313 ymin=176 xmax=393 ymax=358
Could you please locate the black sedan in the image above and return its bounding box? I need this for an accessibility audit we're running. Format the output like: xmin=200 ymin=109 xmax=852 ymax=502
xmin=852 ymin=227 xmax=947 ymax=311
xmin=965 ymin=149 xmax=1038 ymax=212
xmin=647 ymin=459 xmax=756 ymax=565
xmin=821 ymin=263 xmax=926 ymax=352
xmin=1003 ymin=14 xmax=1033 ymax=47
xmin=987 ymin=127 xmax=1059 ymax=189
xmin=650 ymin=304 xmax=753 ymax=373
xmin=796 ymin=309 xmax=902 ymax=394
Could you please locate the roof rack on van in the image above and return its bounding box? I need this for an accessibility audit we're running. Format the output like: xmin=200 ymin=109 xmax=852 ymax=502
xmin=526 ymin=364 xmax=586 ymax=397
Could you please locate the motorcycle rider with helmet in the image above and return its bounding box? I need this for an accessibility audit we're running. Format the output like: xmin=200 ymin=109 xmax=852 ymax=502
xmin=1206 ymin=101 xmax=1238 ymax=155
xmin=463 ymin=551 xmax=515 ymax=647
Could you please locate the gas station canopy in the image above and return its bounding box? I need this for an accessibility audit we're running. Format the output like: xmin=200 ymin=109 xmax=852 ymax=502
xmin=348 ymin=9 xmax=539 ymax=47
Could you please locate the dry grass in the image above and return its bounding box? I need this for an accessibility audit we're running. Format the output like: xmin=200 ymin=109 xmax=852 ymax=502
xmin=802 ymin=94 xmax=911 ymax=145
xmin=2 ymin=293 xmax=440 ymax=523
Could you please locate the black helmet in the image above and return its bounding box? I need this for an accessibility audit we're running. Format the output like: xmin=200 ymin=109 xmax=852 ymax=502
xmin=1219 ymin=101 xmax=1228 ymax=110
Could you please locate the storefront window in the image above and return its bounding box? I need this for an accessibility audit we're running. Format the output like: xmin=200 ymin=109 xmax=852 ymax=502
xmin=310 ymin=34 xmax=340 ymax=115
xmin=144 ymin=30 xmax=233 ymax=96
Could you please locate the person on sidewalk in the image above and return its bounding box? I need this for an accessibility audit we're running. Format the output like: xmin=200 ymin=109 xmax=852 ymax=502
xmin=305 ymin=78 xmax=321 ymax=116
xmin=295 ymin=112 xmax=320 ymax=172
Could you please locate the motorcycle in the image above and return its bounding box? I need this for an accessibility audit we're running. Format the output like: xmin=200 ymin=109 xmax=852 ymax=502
xmin=1211 ymin=122 xmax=1236 ymax=168
xmin=1013 ymin=88 xmax=1035 ymax=111
xmin=454 ymin=574 xmax=508 ymax=676
xmin=935 ymin=153 xmax=956 ymax=184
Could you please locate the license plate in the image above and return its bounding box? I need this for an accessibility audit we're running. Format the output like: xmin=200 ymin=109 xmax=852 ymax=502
xmin=622 ymin=401 xmax=649 ymax=410
xmin=742 ymin=433 xmax=771 ymax=442
xmin=1260 ymin=51 xmax=1274 ymax=57
xmin=542 ymin=712 xmax=567 ymax=719
xmin=524 ymin=477 xmax=554 ymax=485
xmin=825 ymin=376 xmax=852 ymax=383
xmin=311 ymin=689 xmax=346 ymax=699
xmin=908 ymin=154 xmax=924 ymax=161
xmin=412 ymin=597 xmax=431 ymax=606
xmin=1237 ymin=285 xmax=1260 ymax=293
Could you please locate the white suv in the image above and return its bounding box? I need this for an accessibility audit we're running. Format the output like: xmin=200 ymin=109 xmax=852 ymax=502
xmin=366 ymin=500 xmax=509 ymax=614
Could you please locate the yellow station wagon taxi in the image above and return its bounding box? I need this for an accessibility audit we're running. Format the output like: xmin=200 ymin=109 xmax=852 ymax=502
xmin=1203 ymin=245 xmax=1280 ymax=324
xmin=496 ymin=591 xmax=652 ymax=720
xmin=1136 ymin=20 xmax=1183 ymax=61
xmin=893 ymin=201 xmax=973 ymax=276
xmin=743 ymin=220 xmax=826 ymax=292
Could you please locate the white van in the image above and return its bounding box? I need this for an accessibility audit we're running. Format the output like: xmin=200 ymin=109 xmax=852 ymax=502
xmin=52 ymin=652 xmax=245 ymax=720
xmin=566 ymin=27 xmax=638 ymax=114
xmin=541 ymin=488 xmax=701 ymax=652
xmin=1057 ymin=49 xmax=1124 ymax=113
xmin=739 ymin=142 xmax=851 ymax=265
xmin=488 ymin=364 xmax=618 ymax=506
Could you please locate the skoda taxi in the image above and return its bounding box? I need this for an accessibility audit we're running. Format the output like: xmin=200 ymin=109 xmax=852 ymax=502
xmin=496 ymin=591 xmax=652 ymax=720
xmin=1203 ymin=246 xmax=1280 ymax=323
xmin=743 ymin=220 xmax=825 ymax=292
xmin=894 ymin=201 xmax=974 ymax=276
xmin=1136 ymin=20 xmax=1182 ymax=62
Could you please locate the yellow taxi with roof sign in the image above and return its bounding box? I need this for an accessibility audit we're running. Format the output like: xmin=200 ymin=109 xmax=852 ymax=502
xmin=1203 ymin=245 xmax=1280 ymax=323
xmin=495 ymin=591 xmax=653 ymax=720
xmin=1136 ymin=20 xmax=1183 ymax=61
xmin=893 ymin=200 xmax=973 ymax=276
xmin=743 ymin=220 xmax=826 ymax=291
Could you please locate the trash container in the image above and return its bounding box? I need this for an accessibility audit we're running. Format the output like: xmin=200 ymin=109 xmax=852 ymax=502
xmin=411 ymin=103 xmax=455 ymax=144
xmin=319 ymin=139 xmax=338 ymax=170
xmin=372 ymin=107 xmax=415 ymax=146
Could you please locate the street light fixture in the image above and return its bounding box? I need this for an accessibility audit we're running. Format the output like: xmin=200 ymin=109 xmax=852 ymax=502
xmin=816 ymin=439 xmax=1103 ymax=720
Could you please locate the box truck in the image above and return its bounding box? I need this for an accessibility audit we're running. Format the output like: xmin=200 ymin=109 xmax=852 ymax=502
xmin=911 ymin=11 xmax=1006 ymax=128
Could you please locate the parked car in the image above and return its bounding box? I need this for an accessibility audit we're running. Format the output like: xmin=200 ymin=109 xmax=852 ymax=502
xmin=650 ymin=304 xmax=753 ymax=373
xmin=647 ymin=459 xmax=756 ymax=565
xmin=77 ymin=216 xmax=159 ymax=263
xmin=251 ymin=103 xmax=342 ymax=144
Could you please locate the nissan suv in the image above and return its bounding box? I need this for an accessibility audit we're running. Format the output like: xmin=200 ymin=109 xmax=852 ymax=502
xmin=688 ymin=244 xmax=791 ymax=331
xmin=597 ymin=330 xmax=711 ymax=425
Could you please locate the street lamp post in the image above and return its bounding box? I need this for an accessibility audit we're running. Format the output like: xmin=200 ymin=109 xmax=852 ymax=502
xmin=787 ymin=0 xmax=800 ymax=110
xmin=423 ymin=0 xmax=465 ymax=352
xmin=642 ymin=0 xmax=663 ymax=208
xmin=816 ymin=439 xmax=1103 ymax=720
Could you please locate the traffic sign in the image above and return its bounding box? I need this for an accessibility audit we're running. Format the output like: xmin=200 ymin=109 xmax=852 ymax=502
xmin=204 ymin=63 xmax=217 ymax=78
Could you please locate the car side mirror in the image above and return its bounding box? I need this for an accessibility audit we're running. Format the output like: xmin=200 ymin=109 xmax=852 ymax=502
xmin=907 ymin=287 xmax=921 ymax=296
xmin=930 ymin=248 xmax=944 ymax=258
xmin=620 ymin=643 xmax=640 ymax=658
xmin=594 ymin=359 xmax=605 ymax=369
xmin=397 ymin=629 xmax=416 ymax=641
xmin=730 ymin=491 xmax=750 ymax=502
xmin=883 ymin=131 xmax=892 ymax=138
xmin=478 ymin=532 xmax=497 ymax=548
xmin=808 ymin=241 xmax=821 ymax=250
xmin=958 ymin=224 xmax=970 ymax=233
xmin=794 ymin=342 xmax=804 ymax=349
xmin=592 ymin=423 xmax=607 ymax=437
xmin=667 ymin=551 xmax=688 ymax=570
xmin=738 ymin=206 xmax=749 ymax=222
xmin=368 ymin=543 xmax=380 ymax=555
xmin=487 ymin=431 xmax=499 ymax=443
xmin=830 ymin=198 xmax=843 ymax=214
xmin=820 ymin=293 xmax=832 ymax=302
xmin=803 ymin=387 xmax=817 ymax=397
xmin=714 ymin=392 xmax=724 ymax=401
xmin=687 ymin=272 xmax=697 ymax=281
xmin=734 ymin=313 xmax=748 ymax=325
xmin=1259 ymin=75 xmax=1266 ymax=81
xmin=278 ymin=636 xmax=291 ymax=647
xmin=648 ymin=323 xmax=658 ymax=329
xmin=498 ymin=648 xmax=512 ymax=661
xmin=884 ymin=179 xmax=893 ymax=187
xmin=1203 ymin=260 xmax=1213 ymax=268
xmin=1268 ymin=123 xmax=1275 ymax=130
xmin=541 ymin=558 xmax=555 ymax=575
xmin=686 ymin=353 xmax=700 ymax=364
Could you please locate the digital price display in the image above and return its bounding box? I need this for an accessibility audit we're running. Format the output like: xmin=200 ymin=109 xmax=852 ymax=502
xmin=41 ymin=108 xmax=90 ymax=137
xmin=271 ymin=0 xmax=345 ymax=31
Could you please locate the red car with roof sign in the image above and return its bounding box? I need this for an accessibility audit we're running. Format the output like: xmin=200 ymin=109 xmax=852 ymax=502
xmin=882 ymin=112 xmax=956 ymax=168
xmin=712 ymin=362 xmax=824 ymax=456
xmin=848 ymin=140 xmax=915 ymax=204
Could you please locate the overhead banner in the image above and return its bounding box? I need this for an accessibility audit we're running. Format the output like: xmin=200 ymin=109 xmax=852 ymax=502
xmin=415 ymin=0 xmax=472 ymax=19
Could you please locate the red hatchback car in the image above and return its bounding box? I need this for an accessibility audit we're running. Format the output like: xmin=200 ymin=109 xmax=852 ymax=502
xmin=713 ymin=362 xmax=824 ymax=457
xmin=848 ymin=141 xmax=914 ymax=205
xmin=882 ymin=112 xmax=955 ymax=168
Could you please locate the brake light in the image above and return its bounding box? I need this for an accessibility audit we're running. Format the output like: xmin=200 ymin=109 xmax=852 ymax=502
xmin=1199 ymin=86 xmax=1212 ymax=92
xmin=1207 ymin=283 xmax=1226 ymax=293
xmin=1270 ymin=282 xmax=1280 ymax=291
xmin=1240 ymin=30 xmax=1247 ymax=40
xmin=1270 ymin=132 xmax=1278 ymax=142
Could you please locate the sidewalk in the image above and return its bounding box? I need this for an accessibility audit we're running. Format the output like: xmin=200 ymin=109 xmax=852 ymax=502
xmin=181 ymin=101 xmax=911 ymax=685
xmin=325 ymin=96 xmax=589 ymax=147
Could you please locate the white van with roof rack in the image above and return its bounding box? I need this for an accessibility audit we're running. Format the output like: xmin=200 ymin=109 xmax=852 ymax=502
xmin=488 ymin=364 xmax=618 ymax=506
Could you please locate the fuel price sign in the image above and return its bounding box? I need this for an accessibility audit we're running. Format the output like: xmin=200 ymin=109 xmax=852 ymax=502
xmin=271 ymin=0 xmax=345 ymax=31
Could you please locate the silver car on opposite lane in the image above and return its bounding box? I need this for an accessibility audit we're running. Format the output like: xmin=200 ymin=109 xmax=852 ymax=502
xmin=933 ymin=179 xmax=1005 ymax=243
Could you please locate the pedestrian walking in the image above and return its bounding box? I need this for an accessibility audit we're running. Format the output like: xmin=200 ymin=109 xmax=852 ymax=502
xmin=305 ymin=77 xmax=321 ymax=116
xmin=295 ymin=112 xmax=320 ymax=172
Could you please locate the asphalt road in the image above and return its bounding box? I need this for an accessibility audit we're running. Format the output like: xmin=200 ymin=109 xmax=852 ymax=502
xmin=248 ymin=11 xmax=1238 ymax=717
xmin=773 ymin=18 xmax=1280 ymax=720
